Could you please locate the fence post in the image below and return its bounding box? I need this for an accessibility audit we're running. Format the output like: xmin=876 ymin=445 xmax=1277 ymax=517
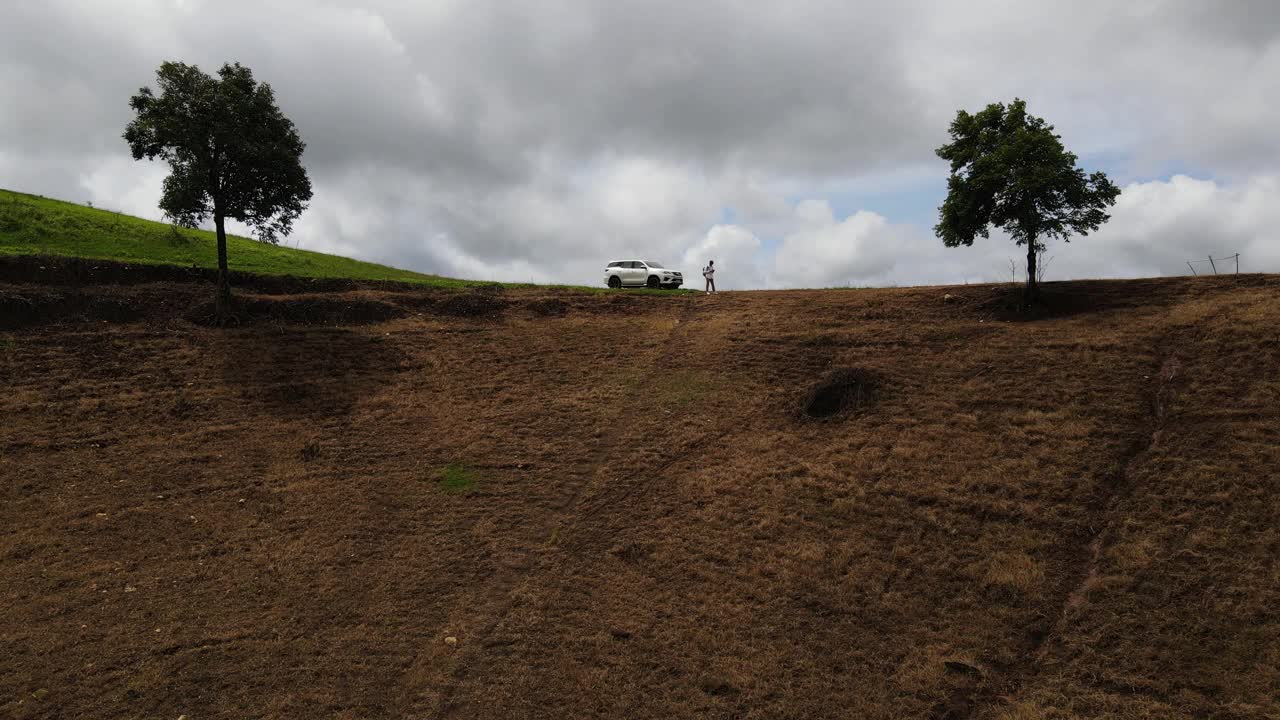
xmin=1208 ymin=255 xmax=1217 ymax=275
xmin=1187 ymin=261 xmax=1197 ymax=276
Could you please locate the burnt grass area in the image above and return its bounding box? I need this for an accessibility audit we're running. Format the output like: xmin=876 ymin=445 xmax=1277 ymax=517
xmin=2 ymin=270 xmax=1279 ymax=719
xmin=802 ymin=367 xmax=877 ymax=418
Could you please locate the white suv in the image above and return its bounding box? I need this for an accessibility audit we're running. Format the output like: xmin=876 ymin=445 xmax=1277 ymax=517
xmin=605 ymin=260 xmax=683 ymax=289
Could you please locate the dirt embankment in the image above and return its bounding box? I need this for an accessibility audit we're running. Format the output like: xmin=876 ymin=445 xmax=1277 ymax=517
xmin=0 ymin=255 xmax=679 ymax=331
xmin=2 ymin=268 xmax=1278 ymax=720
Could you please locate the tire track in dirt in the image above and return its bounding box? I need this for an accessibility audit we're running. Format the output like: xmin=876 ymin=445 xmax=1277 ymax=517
xmin=955 ymin=348 xmax=1182 ymax=718
xmin=422 ymin=298 xmax=706 ymax=717
xmin=1040 ymin=354 xmax=1180 ymax=635
xmin=1035 ymin=352 xmax=1180 ymax=650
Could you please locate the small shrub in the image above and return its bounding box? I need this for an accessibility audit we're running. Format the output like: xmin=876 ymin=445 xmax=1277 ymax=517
xmin=167 ymin=224 xmax=192 ymax=246
xmin=170 ymin=395 xmax=195 ymax=419
xmin=438 ymin=462 xmax=478 ymax=493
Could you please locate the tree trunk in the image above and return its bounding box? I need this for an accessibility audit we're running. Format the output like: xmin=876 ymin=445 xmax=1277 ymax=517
xmin=214 ymin=211 xmax=231 ymax=324
xmin=1023 ymin=237 xmax=1039 ymax=310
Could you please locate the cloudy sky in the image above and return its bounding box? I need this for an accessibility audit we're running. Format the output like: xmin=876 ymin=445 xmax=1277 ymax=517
xmin=2 ymin=0 xmax=1278 ymax=288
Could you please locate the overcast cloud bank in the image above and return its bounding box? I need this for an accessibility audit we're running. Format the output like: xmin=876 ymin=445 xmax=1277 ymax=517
xmin=3 ymin=0 xmax=1278 ymax=287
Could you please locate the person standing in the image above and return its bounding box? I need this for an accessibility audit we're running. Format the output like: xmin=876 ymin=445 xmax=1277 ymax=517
xmin=702 ymin=259 xmax=716 ymax=294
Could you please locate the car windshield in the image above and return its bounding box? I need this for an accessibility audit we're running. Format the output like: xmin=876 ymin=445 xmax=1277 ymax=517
xmin=645 ymin=261 xmax=664 ymax=268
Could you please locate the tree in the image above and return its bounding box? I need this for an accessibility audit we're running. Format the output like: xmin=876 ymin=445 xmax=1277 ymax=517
xmin=935 ymin=98 xmax=1119 ymax=308
xmin=124 ymin=61 xmax=312 ymax=322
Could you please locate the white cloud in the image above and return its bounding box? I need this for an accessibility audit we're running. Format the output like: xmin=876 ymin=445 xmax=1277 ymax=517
xmin=1080 ymin=174 xmax=1280 ymax=277
xmin=79 ymin=158 xmax=166 ymax=218
xmin=771 ymin=205 xmax=897 ymax=288
xmin=2 ymin=1 xmax=1279 ymax=288
xmin=682 ymin=225 xmax=765 ymax=290
xmin=740 ymin=175 xmax=1280 ymax=289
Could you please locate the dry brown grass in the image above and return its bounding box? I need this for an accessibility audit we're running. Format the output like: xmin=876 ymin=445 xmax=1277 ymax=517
xmin=1 ymin=274 xmax=1277 ymax=719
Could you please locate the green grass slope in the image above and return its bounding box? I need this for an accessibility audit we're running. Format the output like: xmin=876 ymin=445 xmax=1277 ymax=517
xmin=0 ymin=189 xmax=478 ymax=287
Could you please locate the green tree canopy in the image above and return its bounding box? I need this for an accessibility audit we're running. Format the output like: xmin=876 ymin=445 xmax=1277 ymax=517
xmin=935 ymin=98 xmax=1119 ymax=306
xmin=124 ymin=61 xmax=312 ymax=321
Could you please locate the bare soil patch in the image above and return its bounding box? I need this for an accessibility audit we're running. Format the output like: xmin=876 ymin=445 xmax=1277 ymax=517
xmin=2 ymin=273 xmax=1277 ymax=719
xmin=801 ymin=367 xmax=877 ymax=418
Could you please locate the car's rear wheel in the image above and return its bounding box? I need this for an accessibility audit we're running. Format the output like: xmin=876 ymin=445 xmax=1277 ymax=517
xmin=647 ymin=275 xmax=660 ymax=289
xmin=608 ymin=275 xmax=622 ymax=289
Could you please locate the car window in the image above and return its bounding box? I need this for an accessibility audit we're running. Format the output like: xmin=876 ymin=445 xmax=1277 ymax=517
xmin=608 ymin=261 xmax=620 ymax=267
xmin=645 ymin=261 xmax=663 ymax=268
xmin=628 ymin=261 xmax=641 ymax=269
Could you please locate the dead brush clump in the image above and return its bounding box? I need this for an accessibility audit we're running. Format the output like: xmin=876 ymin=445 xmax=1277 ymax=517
xmin=801 ymin=368 xmax=877 ymax=419
xmin=170 ymin=394 xmax=196 ymax=419
xmin=435 ymin=291 xmax=509 ymax=318
xmin=0 ymin=290 xmax=142 ymax=329
xmin=526 ymin=298 xmax=570 ymax=317
xmin=185 ymin=294 xmax=404 ymax=326
xmin=261 ymin=296 xmax=404 ymax=325
xmin=0 ymin=292 xmax=41 ymax=329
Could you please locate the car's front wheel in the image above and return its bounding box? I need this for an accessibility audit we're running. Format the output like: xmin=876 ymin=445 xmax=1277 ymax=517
xmin=647 ymin=275 xmax=660 ymax=289
xmin=608 ymin=275 xmax=622 ymax=289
